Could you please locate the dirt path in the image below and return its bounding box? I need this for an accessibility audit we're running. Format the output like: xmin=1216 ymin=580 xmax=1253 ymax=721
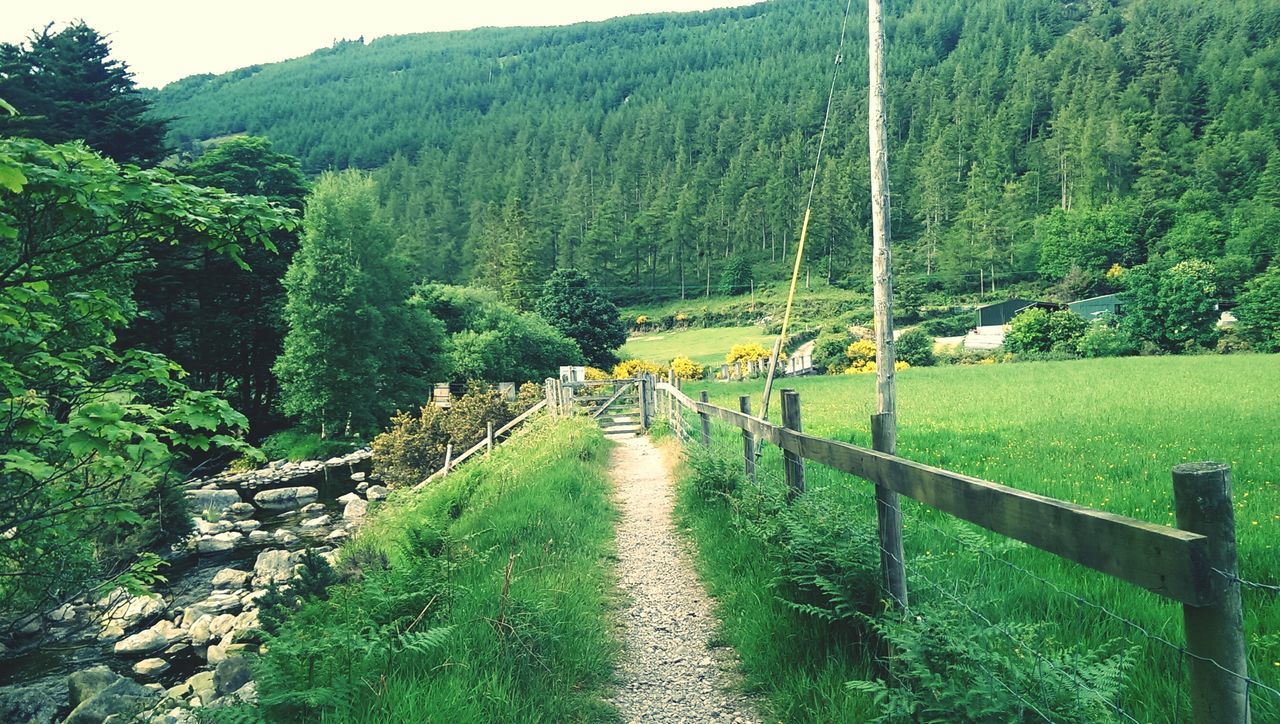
xmin=607 ymin=435 xmax=760 ymax=723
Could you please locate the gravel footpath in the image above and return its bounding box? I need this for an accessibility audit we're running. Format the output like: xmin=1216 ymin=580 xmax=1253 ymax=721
xmin=607 ymin=435 xmax=761 ymax=723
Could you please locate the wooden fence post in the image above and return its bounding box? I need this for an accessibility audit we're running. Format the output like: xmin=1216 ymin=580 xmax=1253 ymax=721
xmin=698 ymin=390 xmax=711 ymax=446
xmin=780 ymin=389 xmax=805 ymax=499
xmin=486 ymin=421 xmax=494 ymax=456
xmin=1172 ymin=462 xmax=1249 ymax=724
xmin=639 ymin=376 xmax=651 ymax=430
xmin=443 ymin=443 xmax=453 ymax=478
xmin=871 ymin=412 xmax=909 ymax=610
xmin=739 ymin=395 xmax=756 ymax=481
xmin=544 ymin=378 xmax=557 ymax=417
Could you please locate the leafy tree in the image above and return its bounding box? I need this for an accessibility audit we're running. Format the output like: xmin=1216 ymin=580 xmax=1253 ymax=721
xmin=895 ymin=328 xmax=936 ymax=367
xmin=275 ymin=171 xmax=447 ymax=435
xmin=0 ymin=136 xmax=291 ymax=626
xmin=535 ymin=268 xmax=627 ymax=368
xmin=1235 ymin=266 xmax=1280 ymax=352
xmin=125 ymin=136 xmax=309 ymax=436
xmin=0 ymin=22 xmax=167 ymax=165
xmin=1121 ymin=260 xmax=1220 ymax=352
xmin=717 ymin=255 xmax=752 ymax=296
xmin=1005 ymin=308 xmax=1087 ymax=355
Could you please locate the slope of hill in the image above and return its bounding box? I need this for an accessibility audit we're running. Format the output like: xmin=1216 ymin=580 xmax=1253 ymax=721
xmin=154 ymin=0 xmax=1280 ymax=305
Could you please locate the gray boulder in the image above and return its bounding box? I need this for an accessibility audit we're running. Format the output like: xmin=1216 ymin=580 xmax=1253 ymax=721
xmin=196 ymin=531 xmax=243 ymax=553
xmin=343 ymin=498 xmax=368 ymax=521
xmin=212 ymin=658 xmax=252 ymax=698
xmin=365 ymin=485 xmax=389 ymax=501
xmin=132 ymin=658 xmax=169 ymax=677
xmin=210 ymin=568 xmax=250 ymax=590
xmin=0 ymin=677 xmax=63 ymax=724
xmin=185 ymin=489 xmax=241 ymax=516
xmin=69 ymin=665 xmax=120 ymax=708
xmin=64 ymin=677 xmax=158 ymax=724
xmin=252 ymin=486 xmax=318 ymax=512
xmin=252 ymin=549 xmax=302 ymax=588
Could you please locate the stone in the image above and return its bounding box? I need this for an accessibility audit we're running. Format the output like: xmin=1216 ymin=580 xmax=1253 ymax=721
xmin=300 ymin=514 xmax=331 ymax=528
xmin=234 ymin=519 xmax=261 ymax=532
xmin=227 ymin=502 xmax=256 ymax=519
xmin=350 ymin=471 xmax=367 ymax=482
xmin=98 ymin=625 xmax=125 ymax=642
xmin=0 ymin=679 xmax=61 ymax=724
xmin=114 ymin=620 xmax=184 ymax=655
xmin=241 ymin=590 xmax=267 ymax=609
xmin=248 ymin=530 xmax=271 ymax=543
xmin=185 ymin=672 xmax=215 ymax=705
xmin=213 ymin=658 xmax=252 ymax=698
xmin=163 ymin=642 xmax=189 ymax=656
xmin=201 ymin=593 xmax=243 ymax=614
xmin=197 ymin=531 xmax=243 ymax=553
xmin=355 ymin=482 xmax=369 ymax=493
xmin=68 ymin=665 xmax=122 ymax=708
xmin=64 ymin=677 xmax=159 ymax=724
xmin=365 ymin=485 xmax=389 ymax=501
xmin=272 ymin=529 xmax=299 ymax=546
xmin=343 ymin=498 xmax=368 ymax=521
xmin=253 ymin=486 xmax=318 ymax=512
xmin=48 ymin=603 xmax=77 ymax=623
xmin=337 ymin=492 xmax=361 ymax=504
xmin=193 ymin=518 xmax=231 ymax=536
xmin=187 ymin=615 xmax=213 ymax=647
xmin=133 ymin=658 xmax=170 ymax=677
xmin=211 ymin=568 xmax=250 ymax=590
xmin=326 ymin=528 xmax=349 ymax=542
xmin=185 ymin=489 xmax=241 ymax=516
xmin=228 ymin=681 xmax=257 ymax=704
xmin=98 ymin=590 xmax=165 ymax=630
xmin=252 ymin=549 xmax=302 ymax=588
xmin=208 ymin=613 xmax=238 ymax=640
xmin=299 ymin=502 xmax=326 ymax=516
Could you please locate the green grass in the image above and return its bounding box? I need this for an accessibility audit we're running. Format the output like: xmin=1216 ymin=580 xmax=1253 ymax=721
xmin=676 ymin=354 xmax=1280 ymax=721
xmin=252 ymin=417 xmax=620 ymax=722
xmin=621 ymin=325 xmax=776 ymax=367
xmin=258 ymin=427 xmax=362 ymax=461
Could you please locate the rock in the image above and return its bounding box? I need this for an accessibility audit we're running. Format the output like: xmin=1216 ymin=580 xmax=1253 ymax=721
xmin=232 ymin=609 xmax=259 ymax=634
xmin=164 ymin=682 xmax=192 ymax=701
xmin=355 ymin=482 xmax=369 ymax=493
xmin=156 ymin=707 xmax=197 ymax=724
xmin=213 ymin=658 xmax=252 ymax=698
xmin=248 ymin=530 xmax=271 ymax=544
xmin=365 ymin=485 xmax=389 ymax=501
xmin=252 ymin=486 xmax=318 ymax=512
xmin=69 ymin=665 xmax=122 ymax=707
xmin=208 ymin=613 xmax=238 ymax=640
xmin=271 ymin=529 xmax=299 ymax=545
xmin=193 ymin=518 xmax=231 ymax=536
xmin=201 ymin=592 xmax=243 ymax=614
xmin=234 ymin=519 xmax=261 ymax=532
xmin=227 ymin=502 xmax=256 ymax=519
xmin=133 ymin=658 xmax=170 ymax=677
xmin=163 ymin=642 xmax=189 ymax=656
xmin=185 ymin=672 xmax=215 ymax=706
xmin=0 ymin=678 xmax=63 ymax=724
xmin=211 ymin=568 xmax=250 ymax=590
xmin=298 ymin=502 xmax=326 ymax=516
xmin=65 ymin=677 xmax=159 ymax=724
xmin=98 ymin=590 xmax=165 ymax=630
xmin=350 ymin=472 xmax=367 ymax=482
xmin=343 ymin=498 xmax=368 ymax=521
xmin=337 ymin=492 xmax=361 ymax=504
xmin=197 ymin=531 xmax=243 ymax=553
xmin=114 ymin=620 xmax=184 ymax=655
xmin=185 ymin=489 xmax=241 ymax=516
xmin=241 ymin=590 xmax=267 ymax=609
xmin=98 ymin=625 xmax=125 ymax=642
xmin=252 ymin=549 xmax=302 ymax=588
xmin=47 ymin=603 xmax=78 ymax=623
xmin=300 ymin=514 xmax=332 ymax=529
xmin=187 ymin=615 xmax=213 ymax=647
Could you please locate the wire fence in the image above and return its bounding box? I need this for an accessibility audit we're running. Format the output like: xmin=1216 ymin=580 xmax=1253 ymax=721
xmin=653 ymin=391 xmax=1279 ymax=723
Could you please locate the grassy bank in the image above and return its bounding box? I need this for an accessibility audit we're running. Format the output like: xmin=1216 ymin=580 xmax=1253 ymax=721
xmin=675 ymin=354 xmax=1280 ymax=721
xmin=621 ymin=326 xmax=775 ymax=367
xmin=249 ymin=417 xmax=620 ymax=722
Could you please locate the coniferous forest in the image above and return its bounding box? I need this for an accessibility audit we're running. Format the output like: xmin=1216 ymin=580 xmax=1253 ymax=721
xmin=153 ymin=0 xmax=1280 ymax=305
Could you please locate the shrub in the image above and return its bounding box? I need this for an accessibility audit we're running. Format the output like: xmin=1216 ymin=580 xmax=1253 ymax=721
xmin=1005 ymin=307 xmax=1087 ymax=355
xmin=260 ymin=428 xmax=361 ymax=461
xmin=717 ymin=255 xmax=753 ymax=296
xmin=726 ymin=342 xmax=772 ymax=365
xmin=584 ymin=366 xmax=611 ymax=381
xmin=812 ymin=331 xmax=855 ymax=373
xmin=919 ymin=310 xmax=973 ymax=337
xmin=1235 ymin=265 xmax=1280 ymax=352
xmin=1077 ymin=323 xmax=1137 ymax=358
xmin=895 ymin=328 xmax=936 ymax=366
xmin=612 ymin=358 xmax=665 ymax=379
xmin=670 ymin=356 xmax=704 ymax=381
xmin=844 ymin=339 xmax=877 ymax=373
xmin=372 ymin=403 xmax=450 ymax=487
xmin=685 ymin=447 xmax=742 ymax=502
xmin=444 ymin=383 xmax=514 ymax=453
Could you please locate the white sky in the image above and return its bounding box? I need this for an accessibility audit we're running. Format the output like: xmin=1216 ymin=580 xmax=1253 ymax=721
xmin=2 ymin=1 xmax=758 ymax=89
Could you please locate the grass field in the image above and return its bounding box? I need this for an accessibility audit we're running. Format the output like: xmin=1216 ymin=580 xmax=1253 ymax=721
xmin=675 ymin=354 xmax=1280 ymax=721
xmin=621 ymin=325 xmax=775 ymax=367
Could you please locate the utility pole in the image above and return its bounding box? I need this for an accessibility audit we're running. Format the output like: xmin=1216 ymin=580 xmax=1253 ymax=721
xmin=868 ymin=0 xmax=907 ymax=611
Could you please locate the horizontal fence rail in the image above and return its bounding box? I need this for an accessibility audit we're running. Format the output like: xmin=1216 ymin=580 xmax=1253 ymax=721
xmin=415 ymin=399 xmax=547 ymax=488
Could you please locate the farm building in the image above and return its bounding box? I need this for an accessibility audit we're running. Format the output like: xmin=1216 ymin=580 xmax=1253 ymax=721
xmin=1067 ymin=293 xmax=1125 ymax=320
xmin=974 ymin=299 xmax=1064 ymax=327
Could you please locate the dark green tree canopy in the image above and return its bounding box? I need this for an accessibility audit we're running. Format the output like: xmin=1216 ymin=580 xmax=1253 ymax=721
xmin=535 ymin=268 xmax=627 ymax=368
xmin=0 ymin=22 xmax=168 ymax=166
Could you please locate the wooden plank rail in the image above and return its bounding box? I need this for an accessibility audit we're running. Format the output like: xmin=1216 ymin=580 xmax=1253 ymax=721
xmin=655 ymin=383 xmax=1218 ymax=607
xmin=591 ymin=382 xmax=636 ymax=420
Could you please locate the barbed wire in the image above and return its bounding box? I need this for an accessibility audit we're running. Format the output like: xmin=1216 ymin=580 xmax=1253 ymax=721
xmin=1214 ymin=567 xmax=1280 ymax=595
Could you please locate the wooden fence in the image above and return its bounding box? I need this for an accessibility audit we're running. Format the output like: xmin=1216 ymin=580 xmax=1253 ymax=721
xmin=414 ymin=399 xmax=547 ymax=488
xmin=651 ymin=376 xmax=1255 ymax=724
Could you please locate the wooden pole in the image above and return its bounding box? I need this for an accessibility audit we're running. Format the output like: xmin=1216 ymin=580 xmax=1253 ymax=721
xmin=780 ymin=389 xmax=805 ymax=500
xmin=443 ymin=443 xmax=453 ymax=478
xmin=1172 ymin=462 xmax=1250 ymax=724
xmin=872 ymin=412 xmax=908 ymax=610
xmin=640 ymin=376 xmax=651 ymax=430
xmin=739 ymin=395 xmax=756 ymax=482
xmin=486 ymin=421 xmax=494 ymax=456
xmin=868 ymin=0 xmax=898 ymax=444
xmin=698 ymin=390 xmax=711 ymax=446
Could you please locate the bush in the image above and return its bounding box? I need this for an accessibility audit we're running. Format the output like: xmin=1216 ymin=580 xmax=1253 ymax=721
xmin=1236 ymin=265 xmax=1280 ymax=352
xmin=717 ymin=255 xmax=753 ymax=296
xmin=670 ymin=356 xmax=704 ymax=381
xmin=844 ymin=339 xmax=877 ymax=373
xmin=919 ymin=310 xmax=974 ymax=337
xmin=726 ymin=342 xmax=771 ymax=365
xmin=260 ymin=428 xmax=361 ymax=462
xmin=812 ymin=331 xmax=855 ymax=373
xmin=1077 ymin=323 xmax=1137 ymax=358
xmin=1005 ymin=307 xmax=1087 ymax=355
xmin=895 ymin=328 xmax=936 ymax=366
xmin=686 ymin=447 xmax=742 ymax=502
xmin=613 ymin=358 xmax=665 ymax=379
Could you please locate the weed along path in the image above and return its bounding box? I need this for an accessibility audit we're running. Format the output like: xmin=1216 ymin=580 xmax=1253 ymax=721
xmin=607 ymin=434 xmax=760 ymax=723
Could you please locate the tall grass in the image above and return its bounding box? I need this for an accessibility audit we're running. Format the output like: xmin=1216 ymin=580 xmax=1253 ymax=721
xmin=250 ymin=417 xmax=620 ymax=722
xmin=679 ymin=354 xmax=1280 ymax=721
